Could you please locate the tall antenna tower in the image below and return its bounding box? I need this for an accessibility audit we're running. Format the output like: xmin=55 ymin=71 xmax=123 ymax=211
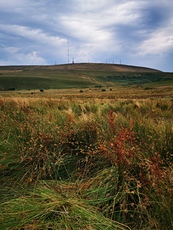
xmin=67 ymin=39 xmax=70 ymax=64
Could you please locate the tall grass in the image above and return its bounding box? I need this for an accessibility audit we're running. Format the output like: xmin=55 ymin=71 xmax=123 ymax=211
xmin=0 ymin=97 xmax=173 ymax=229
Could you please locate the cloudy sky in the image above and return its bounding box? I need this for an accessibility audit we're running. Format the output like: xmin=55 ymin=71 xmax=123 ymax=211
xmin=0 ymin=0 xmax=173 ymax=71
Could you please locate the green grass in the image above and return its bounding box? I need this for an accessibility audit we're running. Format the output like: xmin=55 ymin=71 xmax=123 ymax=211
xmin=0 ymin=181 xmax=131 ymax=230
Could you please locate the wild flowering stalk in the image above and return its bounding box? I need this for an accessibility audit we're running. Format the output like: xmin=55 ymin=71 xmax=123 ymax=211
xmin=150 ymin=154 xmax=164 ymax=178
xmin=99 ymin=110 xmax=136 ymax=191
xmin=108 ymin=111 xmax=134 ymax=161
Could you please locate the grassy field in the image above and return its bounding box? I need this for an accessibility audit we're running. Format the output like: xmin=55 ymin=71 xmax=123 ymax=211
xmin=0 ymin=64 xmax=173 ymax=229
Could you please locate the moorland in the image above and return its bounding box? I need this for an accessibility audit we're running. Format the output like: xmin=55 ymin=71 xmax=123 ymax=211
xmin=0 ymin=63 xmax=173 ymax=229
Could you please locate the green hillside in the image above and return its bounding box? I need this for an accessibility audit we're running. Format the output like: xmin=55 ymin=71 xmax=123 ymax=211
xmin=0 ymin=63 xmax=172 ymax=90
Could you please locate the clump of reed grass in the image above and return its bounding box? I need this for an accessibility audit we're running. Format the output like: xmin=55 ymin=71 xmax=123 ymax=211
xmin=80 ymin=109 xmax=173 ymax=229
xmin=0 ymin=182 xmax=130 ymax=230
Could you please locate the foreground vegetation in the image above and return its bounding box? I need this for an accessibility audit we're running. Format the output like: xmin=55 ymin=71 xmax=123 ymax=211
xmin=0 ymin=89 xmax=173 ymax=229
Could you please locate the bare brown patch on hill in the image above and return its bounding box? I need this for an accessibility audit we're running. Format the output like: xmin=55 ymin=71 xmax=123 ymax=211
xmin=0 ymin=63 xmax=161 ymax=73
xmin=46 ymin=63 xmax=161 ymax=72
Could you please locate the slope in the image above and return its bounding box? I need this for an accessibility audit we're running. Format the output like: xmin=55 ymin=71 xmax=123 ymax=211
xmin=0 ymin=63 xmax=172 ymax=90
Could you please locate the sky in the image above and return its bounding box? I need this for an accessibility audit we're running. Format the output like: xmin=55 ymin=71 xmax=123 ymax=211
xmin=0 ymin=0 xmax=173 ymax=72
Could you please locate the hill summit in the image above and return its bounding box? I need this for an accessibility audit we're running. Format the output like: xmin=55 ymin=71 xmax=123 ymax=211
xmin=49 ymin=63 xmax=161 ymax=72
xmin=0 ymin=62 xmax=161 ymax=72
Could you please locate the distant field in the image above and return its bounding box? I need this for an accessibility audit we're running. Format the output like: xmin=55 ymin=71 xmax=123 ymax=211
xmin=0 ymin=86 xmax=173 ymax=101
xmin=0 ymin=63 xmax=172 ymax=91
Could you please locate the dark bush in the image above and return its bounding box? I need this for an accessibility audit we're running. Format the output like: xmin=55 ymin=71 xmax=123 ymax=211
xmin=7 ymin=87 xmax=16 ymax=91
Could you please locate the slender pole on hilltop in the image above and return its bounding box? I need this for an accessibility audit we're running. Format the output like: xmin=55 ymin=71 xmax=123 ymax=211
xmin=67 ymin=39 xmax=70 ymax=64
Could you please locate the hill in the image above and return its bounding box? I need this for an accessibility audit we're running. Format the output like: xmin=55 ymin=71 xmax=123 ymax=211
xmin=0 ymin=63 xmax=172 ymax=90
xmin=0 ymin=62 xmax=160 ymax=72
